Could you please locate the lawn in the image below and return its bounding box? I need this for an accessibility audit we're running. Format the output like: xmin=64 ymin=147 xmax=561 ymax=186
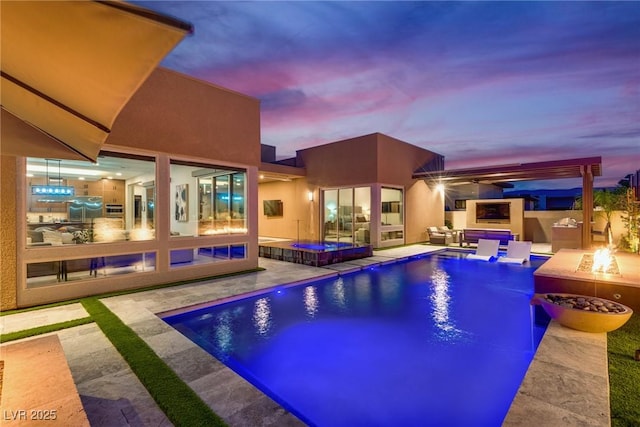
xmin=608 ymin=312 xmax=640 ymax=426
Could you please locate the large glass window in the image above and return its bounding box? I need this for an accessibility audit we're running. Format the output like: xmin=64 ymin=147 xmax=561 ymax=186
xmin=323 ymin=187 xmax=371 ymax=244
xmin=353 ymin=187 xmax=371 ymax=244
xmin=26 ymin=252 xmax=157 ymax=287
xmin=26 ymin=152 xmax=156 ymax=247
xmin=338 ymin=187 xmax=354 ymax=241
xmin=169 ymin=244 xmax=247 ymax=269
xmin=381 ymin=187 xmax=403 ymax=225
xmin=323 ymin=189 xmax=339 ymax=240
xmin=170 ymin=161 xmax=247 ymax=237
xmin=381 ymin=187 xmax=404 ymax=245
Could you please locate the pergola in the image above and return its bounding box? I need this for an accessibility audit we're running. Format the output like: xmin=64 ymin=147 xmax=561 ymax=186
xmin=413 ymin=156 xmax=603 ymax=249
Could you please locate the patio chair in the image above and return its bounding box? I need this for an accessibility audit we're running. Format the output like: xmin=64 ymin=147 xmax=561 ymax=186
xmin=427 ymin=226 xmax=453 ymax=245
xmin=497 ymin=240 xmax=532 ymax=264
xmin=466 ymin=238 xmax=499 ymax=261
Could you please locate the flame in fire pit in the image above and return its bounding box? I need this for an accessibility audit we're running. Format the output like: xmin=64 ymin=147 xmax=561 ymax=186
xmin=592 ymin=248 xmax=614 ymax=274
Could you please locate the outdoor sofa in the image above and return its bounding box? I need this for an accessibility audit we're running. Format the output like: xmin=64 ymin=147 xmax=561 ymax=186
xmin=460 ymin=228 xmax=516 ymax=247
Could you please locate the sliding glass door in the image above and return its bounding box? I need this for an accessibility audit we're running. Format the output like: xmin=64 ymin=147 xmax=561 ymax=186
xmin=322 ymin=187 xmax=371 ymax=244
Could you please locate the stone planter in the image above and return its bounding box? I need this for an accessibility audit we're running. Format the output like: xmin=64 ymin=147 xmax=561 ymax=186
xmin=532 ymin=293 xmax=633 ymax=333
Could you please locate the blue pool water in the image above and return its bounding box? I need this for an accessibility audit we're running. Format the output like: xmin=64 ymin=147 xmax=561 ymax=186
xmin=291 ymin=241 xmax=355 ymax=251
xmin=164 ymin=251 xmax=550 ymax=426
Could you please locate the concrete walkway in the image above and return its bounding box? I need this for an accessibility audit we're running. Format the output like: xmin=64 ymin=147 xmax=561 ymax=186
xmin=0 ymin=335 xmax=90 ymax=426
xmin=0 ymin=244 xmax=610 ymax=426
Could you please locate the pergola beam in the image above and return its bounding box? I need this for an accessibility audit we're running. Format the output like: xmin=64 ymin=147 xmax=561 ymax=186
xmin=581 ymin=165 xmax=594 ymax=249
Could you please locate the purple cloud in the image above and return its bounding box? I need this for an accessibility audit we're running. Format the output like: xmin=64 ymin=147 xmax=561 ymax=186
xmin=133 ymin=1 xmax=640 ymax=189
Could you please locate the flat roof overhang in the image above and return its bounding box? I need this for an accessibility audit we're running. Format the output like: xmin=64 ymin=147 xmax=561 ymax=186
xmin=1 ymin=1 xmax=192 ymax=162
xmin=259 ymin=162 xmax=306 ymax=183
xmin=413 ymin=157 xmax=602 ymax=185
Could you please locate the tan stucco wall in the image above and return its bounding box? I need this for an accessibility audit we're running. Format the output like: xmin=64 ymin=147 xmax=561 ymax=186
xmin=524 ymin=210 xmax=626 ymax=244
xmin=523 ymin=210 xmax=581 ymax=243
xmin=258 ymin=178 xmax=318 ymax=241
xmin=297 ymin=134 xmax=379 ymax=187
xmin=446 ymin=210 xmax=467 ymax=231
xmin=405 ymin=179 xmax=444 ymax=244
xmin=297 ymin=133 xmax=442 ymax=188
xmin=1 ymin=155 xmax=18 ymax=310
xmin=376 ymin=134 xmax=442 ymax=185
xmin=108 ymin=67 xmax=261 ymax=167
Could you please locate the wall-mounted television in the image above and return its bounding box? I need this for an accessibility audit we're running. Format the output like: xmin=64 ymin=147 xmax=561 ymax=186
xmin=263 ymin=199 xmax=283 ymax=217
xmin=476 ymin=202 xmax=510 ymax=222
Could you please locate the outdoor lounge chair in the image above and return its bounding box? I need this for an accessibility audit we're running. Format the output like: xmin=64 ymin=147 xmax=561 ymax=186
xmin=466 ymin=238 xmax=499 ymax=261
xmin=427 ymin=226 xmax=453 ymax=245
xmin=497 ymin=240 xmax=532 ymax=264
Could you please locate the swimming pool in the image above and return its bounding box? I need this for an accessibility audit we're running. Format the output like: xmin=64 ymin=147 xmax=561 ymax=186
xmin=164 ymin=251 xmax=550 ymax=426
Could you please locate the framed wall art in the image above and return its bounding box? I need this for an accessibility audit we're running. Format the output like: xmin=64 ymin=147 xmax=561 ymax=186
xmin=175 ymin=184 xmax=188 ymax=222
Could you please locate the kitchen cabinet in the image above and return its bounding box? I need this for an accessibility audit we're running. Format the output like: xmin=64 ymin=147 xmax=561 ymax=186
xmin=70 ymin=180 xmax=103 ymax=197
xmin=102 ymin=180 xmax=126 ymax=204
xmin=69 ymin=179 xmax=126 ymax=210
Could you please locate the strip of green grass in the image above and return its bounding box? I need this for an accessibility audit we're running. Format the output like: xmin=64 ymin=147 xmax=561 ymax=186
xmin=608 ymin=313 xmax=640 ymax=426
xmin=81 ymin=298 xmax=227 ymax=427
xmin=0 ymin=316 xmax=94 ymax=343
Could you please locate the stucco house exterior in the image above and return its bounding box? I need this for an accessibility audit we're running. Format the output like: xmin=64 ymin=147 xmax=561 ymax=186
xmin=3 ymin=65 xmax=449 ymax=310
xmin=258 ymin=133 xmax=445 ymax=248
xmin=2 ymin=67 xmax=261 ymax=309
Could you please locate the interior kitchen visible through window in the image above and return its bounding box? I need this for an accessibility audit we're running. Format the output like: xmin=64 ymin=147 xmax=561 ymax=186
xmin=26 ymin=152 xmax=156 ymax=247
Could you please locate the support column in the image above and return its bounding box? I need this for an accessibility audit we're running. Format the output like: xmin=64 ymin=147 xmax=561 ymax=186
xmin=1 ymin=155 xmax=18 ymax=310
xmin=581 ymin=165 xmax=593 ymax=249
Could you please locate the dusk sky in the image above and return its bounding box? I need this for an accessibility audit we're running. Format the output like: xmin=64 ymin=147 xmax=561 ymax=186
xmin=136 ymin=1 xmax=639 ymax=189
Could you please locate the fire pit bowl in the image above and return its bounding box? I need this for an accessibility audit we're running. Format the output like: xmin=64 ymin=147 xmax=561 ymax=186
xmin=532 ymin=293 xmax=633 ymax=333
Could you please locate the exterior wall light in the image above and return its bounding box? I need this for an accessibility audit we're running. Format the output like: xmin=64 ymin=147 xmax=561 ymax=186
xmin=308 ymin=191 xmax=314 ymax=201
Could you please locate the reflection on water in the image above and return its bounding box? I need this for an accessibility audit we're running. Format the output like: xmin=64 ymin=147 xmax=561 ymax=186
xmin=353 ymin=277 xmax=372 ymax=311
xmin=331 ymin=277 xmax=347 ymax=309
xmin=429 ymin=267 xmax=464 ymax=341
xmin=253 ymin=297 xmax=272 ymax=337
xmin=304 ymin=286 xmax=319 ymax=317
xmin=379 ymin=277 xmax=401 ymax=311
xmin=215 ymin=311 xmax=233 ymax=354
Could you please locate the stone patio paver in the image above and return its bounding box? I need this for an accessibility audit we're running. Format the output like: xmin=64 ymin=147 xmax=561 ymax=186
xmin=0 ymin=303 xmax=88 ymax=335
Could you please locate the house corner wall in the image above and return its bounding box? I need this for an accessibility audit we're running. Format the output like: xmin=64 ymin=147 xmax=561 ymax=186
xmin=1 ymin=155 xmax=18 ymax=310
xmin=406 ymin=180 xmax=443 ymax=244
xmin=258 ymin=178 xmax=319 ymax=241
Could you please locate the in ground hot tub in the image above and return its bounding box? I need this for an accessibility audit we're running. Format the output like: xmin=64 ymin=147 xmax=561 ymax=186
xmin=258 ymin=240 xmax=372 ymax=266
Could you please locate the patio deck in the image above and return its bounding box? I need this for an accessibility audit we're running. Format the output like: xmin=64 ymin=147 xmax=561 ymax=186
xmin=0 ymin=244 xmax=614 ymax=426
